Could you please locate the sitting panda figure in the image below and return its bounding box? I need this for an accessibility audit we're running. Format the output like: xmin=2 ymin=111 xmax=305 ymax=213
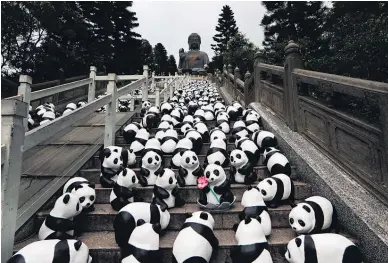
xmin=210 ymin=128 xmax=227 ymax=142
xmin=239 ymin=186 xmax=271 ymax=236
xmin=226 ymin=105 xmax=239 ymax=121
xmin=205 ymin=139 xmax=229 ymax=167
xmin=194 ymin=121 xmax=210 ymax=143
xmin=157 ymin=120 xmax=174 ymax=132
xmin=214 ymin=102 xmax=226 ymax=115
xmin=170 ymin=138 xmax=193 ymax=169
xmin=236 ymin=138 xmax=261 ymax=165
xmin=289 ymin=196 xmax=338 ymax=234
xmin=244 ymin=112 xmax=261 ymax=134
xmin=202 ymin=105 xmax=215 ymax=121
xmin=38 ymin=193 xmax=81 ymax=240
xmin=123 ymin=122 xmax=142 ymax=144
xmin=121 ymin=221 xmax=161 ymax=263
xmin=160 ymin=102 xmax=173 ymax=115
xmin=130 ymin=128 xmax=150 ymax=155
xmin=242 ymin=109 xmax=260 ymax=122
xmin=188 ymin=100 xmax=199 ymax=116
xmin=148 ymin=106 xmax=160 ymax=118
xmin=141 ymin=101 xmax=152 ymax=117
xmin=7 ymin=239 xmax=92 ymax=263
xmin=198 ymin=164 xmax=235 ymax=206
xmin=216 ymin=111 xmax=230 ymax=134
xmin=152 ymin=168 xmax=185 ymax=209
xmin=99 ymin=146 xmax=129 ymax=188
xmin=232 ymin=101 xmax=244 ymax=116
xmin=110 ymin=168 xmax=147 ymax=211
xmin=171 ymin=108 xmax=184 ymax=126
xmin=178 ymin=150 xmax=203 ymax=186
xmin=63 ymin=177 xmax=96 ymax=212
xmin=185 ymin=128 xmax=203 ymax=155
xmin=230 ymin=121 xmax=249 ymax=143
xmin=257 ymin=174 xmax=295 ymax=208
xmin=142 ymin=112 xmax=157 ymax=130
xmin=285 ymin=234 xmax=362 ymax=263
xmin=193 ymin=109 xmax=206 ymax=123
xmin=114 ymin=202 xmax=170 ymax=248
xmin=139 ymin=150 xmax=163 ymax=186
xmin=251 ymin=131 xmax=277 ymax=152
xmin=143 ymin=138 xmax=163 ymax=160
xmin=231 ymin=217 xmax=273 ymax=263
xmin=172 ymin=212 xmax=218 ymax=263
xmin=229 ymin=149 xmax=257 ymax=185
xmin=160 ymin=129 xmax=178 ymax=154
xmin=180 ymin=115 xmax=194 ymax=134
xmin=263 ymin=147 xmax=291 ymax=176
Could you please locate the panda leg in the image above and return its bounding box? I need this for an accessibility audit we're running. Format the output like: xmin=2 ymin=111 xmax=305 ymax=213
xmin=289 ymin=182 xmax=296 ymax=207
xmin=100 ymin=176 xmax=115 ymax=188
xmin=174 ymin=194 xmax=186 ymax=207
xmin=111 ymin=197 xmax=129 ymax=211
xmin=152 ymin=197 xmax=168 ymax=211
xmin=198 ymin=190 xmax=208 ymax=206
xmin=332 ymin=205 xmax=341 ymax=233
xmin=113 ymin=211 xmax=136 ymax=248
xmin=220 ymin=191 xmax=234 ymax=203
xmin=244 ymin=172 xmax=257 ymax=185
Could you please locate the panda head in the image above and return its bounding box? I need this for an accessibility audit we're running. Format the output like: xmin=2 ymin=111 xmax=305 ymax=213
xmin=136 ymin=128 xmax=150 ymax=140
xmin=180 ymin=150 xmax=200 ymax=169
xmin=288 ymin=203 xmax=316 ymax=234
xmin=210 ymin=128 xmax=226 ymax=142
xmin=257 ymin=178 xmax=278 ymax=202
xmin=263 ymin=147 xmax=280 ymax=160
xmin=158 ymin=121 xmax=173 ymax=130
xmin=72 ymin=183 xmax=96 ymax=210
xmin=164 ymin=129 xmax=178 ymax=139
xmin=142 ymin=101 xmax=152 ymax=110
xmin=116 ymin=168 xmax=144 ymax=188
xmin=66 ymin=103 xmax=77 ymax=110
xmin=161 ymin=114 xmax=172 ymax=123
xmin=68 ymin=240 xmax=92 ymax=263
xmin=285 ymin=235 xmax=306 ymax=263
xmin=148 ymin=106 xmax=160 ymax=115
xmin=204 ymin=164 xmax=227 ymax=185
xmin=176 ymin=138 xmax=193 ymax=150
xmin=230 ymin=149 xmax=248 ymax=168
xmin=99 ymin=146 xmax=124 ymax=170
xmin=185 ymin=211 xmax=215 ymax=230
xmin=216 ymin=110 xmax=229 ymax=121
xmin=210 ymin=139 xmax=227 ymax=150
xmin=241 ymin=186 xmax=265 ymax=207
xmin=234 ymin=217 xmax=267 ymax=245
xmin=180 ymin=122 xmax=193 ymax=134
xmin=52 ymin=193 xmax=82 ymax=218
xmin=155 ymin=168 xmax=177 ymax=190
xmin=128 ymin=220 xmax=160 ymax=251
xmin=141 ymin=151 xmax=162 ymax=169
xmin=145 ymin=138 xmax=161 ymax=151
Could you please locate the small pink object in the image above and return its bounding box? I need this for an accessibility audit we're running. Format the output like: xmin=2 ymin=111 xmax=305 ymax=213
xmin=197 ymin=176 xmax=208 ymax=189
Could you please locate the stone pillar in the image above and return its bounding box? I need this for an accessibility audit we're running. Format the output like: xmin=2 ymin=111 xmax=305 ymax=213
xmin=233 ymin=66 xmax=241 ymax=101
xmin=142 ymin=65 xmax=149 ymax=102
xmin=104 ymin=73 xmax=117 ymax=148
xmin=253 ymin=51 xmax=264 ymax=103
xmin=18 ymin=75 xmax=32 ymax=131
xmin=88 ymin=66 xmax=97 ymax=102
xmin=227 ymin=64 xmax=233 ymax=74
xmin=244 ymin=70 xmax=251 ymax=106
xmin=284 ymin=41 xmax=304 ymax=131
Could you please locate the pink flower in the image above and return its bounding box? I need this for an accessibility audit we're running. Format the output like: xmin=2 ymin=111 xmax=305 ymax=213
xmin=197 ymin=176 xmax=208 ymax=189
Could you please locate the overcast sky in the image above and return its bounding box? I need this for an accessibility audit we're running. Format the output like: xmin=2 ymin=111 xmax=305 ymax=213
xmin=132 ymin=1 xmax=266 ymax=63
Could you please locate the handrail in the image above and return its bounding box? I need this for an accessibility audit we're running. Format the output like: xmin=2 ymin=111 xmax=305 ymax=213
xmin=30 ymin=78 xmax=92 ymax=100
xmin=117 ymin=77 xmax=146 ymax=97
xmin=6 ymin=94 xmax=24 ymax=101
xmin=259 ymin=63 xmax=284 ymax=76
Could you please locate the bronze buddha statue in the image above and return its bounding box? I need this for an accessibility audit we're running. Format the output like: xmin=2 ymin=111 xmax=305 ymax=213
xmin=178 ymin=33 xmax=210 ymax=75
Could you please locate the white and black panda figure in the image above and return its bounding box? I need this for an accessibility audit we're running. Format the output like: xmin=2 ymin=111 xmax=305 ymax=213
xmin=209 ymin=128 xmax=227 ymax=142
xmin=185 ymin=128 xmax=203 ymax=155
xmin=202 ymin=105 xmax=215 ymax=121
xmin=257 ymin=174 xmax=295 ymax=208
xmin=178 ymin=150 xmax=203 ymax=186
xmin=123 ymin=122 xmax=142 ymax=144
xmin=245 ymin=112 xmax=261 ymax=134
xmin=236 ymin=138 xmax=261 ymax=165
xmin=38 ymin=193 xmax=81 ymax=240
xmin=152 ymin=168 xmax=185 ymax=210
xmin=198 ymin=164 xmax=235 ymax=208
xmin=229 ymin=149 xmax=257 ymax=185
xmin=193 ymin=109 xmax=206 ymax=123
xmin=63 ymin=103 xmax=77 ymax=116
xmin=205 ymin=139 xmax=229 ymax=167
xmin=141 ymin=112 xmax=157 ymax=130
xmin=239 ymin=186 xmax=271 ymax=236
xmin=170 ymin=138 xmax=193 ymax=169
xmin=263 ymin=147 xmax=291 ymax=176
xmin=77 ymin=101 xmax=86 ymax=108
xmin=114 ymin=202 xmax=170 ymax=248
xmin=289 ymin=196 xmax=338 ymax=234
xmin=188 ymin=101 xmax=199 ymax=116
xmin=130 ymin=128 xmax=150 ymax=155
xmin=172 ymin=211 xmax=218 ymax=263
xmin=7 ymin=239 xmax=92 ymax=263
xmin=179 ymin=115 xmax=194 ymax=134
xmin=141 ymin=101 xmax=152 ymax=117
xmin=216 ymin=111 xmax=230 ymax=134
xmin=121 ymin=221 xmax=161 ymax=263
xmin=231 ymin=217 xmax=273 ymax=263
xmin=148 ymin=106 xmax=160 ymax=117
xmin=99 ymin=146 xmax=129 ymax=188
xmin=230 ymin=120 xmax=249 ymax=143
xmin=171 ymin=108 xmax=184 ymax=126
xmin=226 ymin=105 xmax=239 ymax=121
xmin=251 ymin=131 xmax=278 ymax=153
xmin=285 ymin=234 xmax=362 ymax=263
xmin=139 ymin=150 xmax=163 ymax=186
xmin=214 ymin=102 xmax=226 ymax=115
xmin=63 ymin=177 xmax=96 ymax=212
xmin=110 ymin=168 xmax=147 ymax=211
xmin=160 ymin=102 xmax=173 ymax=115
xmin=40 ymin=111 xmax=55 ymax=126
xmin=160 ymin=129 xmax=178 ymax=154
xmin=194 ymin=121 xmax=210 ymax=143
xmin=232 ymin=101 xmax=244 ymax=117
xmin=143 ymin=138 xmax=163 ymax=160
xmin=242 ymin=109 xmax=260 ymax=122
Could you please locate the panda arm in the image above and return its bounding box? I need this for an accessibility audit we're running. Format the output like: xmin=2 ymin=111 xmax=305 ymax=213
xmin=213 ymin=179 xmax=230 ymax=194
xmin=230 ymin=165 xmax=237 ymax=175
xmin=153 ymin=185 xmax=170 ymax=199
xmin=238 ymin=161 xmax=254 ymax=174
xmin=192 ymin=165 xmax=203 ymax=177
xmin=154 ymin=166 xmax=164 ymax=176
xmin=140 ymin=167 xmax=150 ymax=177
xmin=178 ymin=167 xmax=188 ymax=177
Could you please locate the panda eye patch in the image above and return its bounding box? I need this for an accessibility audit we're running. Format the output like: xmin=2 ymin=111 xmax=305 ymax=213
xmin=214 ymin=169 xmax=219 ymax=176
xmin=90 ymin=196 xmax=95 ymax=201
xmin=206 ymin=171 xmax=210 ymax=178
xmin=261 ymin=190 xmax=267 ymax=196
xmin=267 ymin=180 xmax=272 ymax=185
xmin=79 ymin=196 xmax=85 ymax=203
xmin=114 ymin=158 xmax=118 ymax=164
xmin=132 ymin=176 xmax=136 ymax=183
xmin=169 ymin=177 xmax=173 ymax=184
xmin=298 ymin=220 xmax=305 ymax=227
xmin=289 ymin=218 xmax=294 ymax=224
xmin=155 ymin=155 xmax=159 ymax=161
xmin=236 ymin=154 xmax=241 ymax=159
xmin=76 ymin=203 xmax=80 ymax=211
xmin=193 ymin=156 xmax=197 ymax=161
xmin=114 ymin=149 xmax=118 ymax=153
xmin=148 ymin=158 xmax=153 ymax=164
xmin=214 ymin=136 xmax=218 ymax=139
xmin=186 ymin=157 xmax=190 ymax=163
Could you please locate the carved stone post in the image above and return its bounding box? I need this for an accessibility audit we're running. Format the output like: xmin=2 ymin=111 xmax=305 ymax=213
xmin=163 ymin=82 xmax=168 ymax=102
xmin=155 ymin=83 xmax=160 ymax=107
xmin=253 ymin=52 xmax=263 ymax=103
xmin=18 ymin=75 xmax=32 ymax=131
xmin=284 ymin=41 xmax=304 ymax=131
xmin=234 ymin=66 xmax=241 ymax=101
xmin=244 ymin=71 xmax=251 ymax=106
xmin=104 ymin=73 xmax=117 ymax=148
xmin=88 ymin=66 xmax=97 ymax=102
xmin=142 ymin=65 xmax=149 ymax=102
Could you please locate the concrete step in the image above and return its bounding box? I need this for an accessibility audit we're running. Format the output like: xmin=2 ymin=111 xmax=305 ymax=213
xmin=128 ymin=117 xmax=236 ymax=127
xmin=36 ymin=203 xmax=294 ymax=231
xmin=116 ymin=133 xmax=241 ymax=142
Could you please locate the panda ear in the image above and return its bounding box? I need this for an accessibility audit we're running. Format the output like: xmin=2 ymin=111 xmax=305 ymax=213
xmin=159 ymin=169 xmax=165 ymax=177
xmin=88 ymin=183 xmax=95 ymax=189
xmin=255 ymin=216 xmax=262 ymax=223
xmin=180 ymin=151 xmax=185 ymax=157
xmin=244 ymin=217 xmax=252 ymax=224
xmin=185 ymin=212 xmax=192 ymax=218
xmin=137 ymin=219 xmax=146 ymax=226
xmin=200 ymin=212 xmax=208 ymax=220
xmin=99 ymin=148 xmax=111 ymax=160
xmin=74 ymin=185 xmax=83 ymax=191
xmin=63 ymin=194 xmax=70 ymax=204
xmin=295 ymin=238 xmax=302 ymax=247
xmin=247 ymin=185 xmax=252 ymax=191
xmin=74 ymin=240 xmax=82 ymax=251
xmin=302 ymin=205 xmax=311 ymax=213
xmin=152 ymin=223 xmax=161 ymax=235
xmin=232 ymin=223 xmax=239 ymax=232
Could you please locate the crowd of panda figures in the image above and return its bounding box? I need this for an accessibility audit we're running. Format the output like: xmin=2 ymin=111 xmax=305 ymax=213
xmin=9 ymin=80 xmax=364 ymax=263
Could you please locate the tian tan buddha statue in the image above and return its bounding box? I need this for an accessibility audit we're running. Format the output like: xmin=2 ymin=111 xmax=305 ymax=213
xmin=178 ymin=33 xmax=210 ymax=75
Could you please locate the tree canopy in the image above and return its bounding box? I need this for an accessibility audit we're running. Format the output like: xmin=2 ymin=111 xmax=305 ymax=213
xmin=153 ymin=43 xmax=168 ymax=75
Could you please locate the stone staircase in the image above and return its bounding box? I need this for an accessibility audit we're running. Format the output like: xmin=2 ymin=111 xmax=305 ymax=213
xmin=14 ymin=109 xmax=356 ymax=263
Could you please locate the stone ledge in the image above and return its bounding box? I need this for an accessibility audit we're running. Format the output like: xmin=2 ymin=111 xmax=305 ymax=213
xmin=249 ymin=102 xmax=388 ymax=263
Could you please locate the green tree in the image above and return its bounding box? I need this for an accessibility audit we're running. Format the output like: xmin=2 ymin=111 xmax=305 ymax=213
xmin=167 ymin=55 xmax=177 ymax=75
xmin=153 ymin=43 xmax=168 ymax=75
xmin=140 ymin=39 xmax=155 ymax=71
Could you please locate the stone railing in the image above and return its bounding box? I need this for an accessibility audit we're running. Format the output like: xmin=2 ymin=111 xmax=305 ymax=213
xmin=218 ymin=41 xmax=388 ymax=205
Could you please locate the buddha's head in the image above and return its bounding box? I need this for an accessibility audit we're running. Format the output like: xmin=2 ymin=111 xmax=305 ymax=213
xmin=188 ymin=33 xmax=201 ymax=50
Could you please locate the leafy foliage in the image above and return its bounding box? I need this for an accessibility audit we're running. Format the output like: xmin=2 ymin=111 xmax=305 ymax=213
xmin=167 ymin=55 xmax=178 ymax=75
xmin=153 ymin=43 xmax=168 ymax=75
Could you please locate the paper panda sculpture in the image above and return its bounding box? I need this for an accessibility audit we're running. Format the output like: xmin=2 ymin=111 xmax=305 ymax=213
xmin=257 ymin=174 xmax=295 ymax=208
xmin=289 ymin=196 xmax=338 ymax=234
xmin=114 ymin=202 xmax=170 ymax=248
xmin=242 ymin=109 xmax=260 ymax=122
xmin=110 ymin=168 xmax=146 ymax=211
xmin=38 ymin=193 xmax=81 ymax=240
xmin=214 ymin=102 xmax=226 ymax=115
xmin=236 ymin=138 xmax=261 ymax=165
xmin=63 ymin=177 xmax=96 ymax=212
xmin=180 ymin=115 xmax=194 ymax=134
xmin=226 ymin=105 xmax=239 ymax=121
xmin=285 ymin=234 xmax=362 ymax=263
xmin=194 ymin=121 xmax=210 ymax=143
xmin=229 ymin=149 xmax=257 ymax=185
xmin=216 ymin=111 xmax=230 ymax=134
xmin=193 ymin=109 xmax=206 ymax=122
xmin=99 ymin=146 xmax=129 ymax=188
xmin=171 ymin=108 xmax=184 ymax=126
xmin=143 ymin=138 xmax=163 ymax=161
xmin=231 ymin=217 xmax=273 ymax=263
xmin=160 ymin=102 xmax=173 ymax=115
xmin=244 ymin=111 xmax=260 ymax=134
xmin=232 ymin=101 xmax=244 ymax=116
xmin=142 ymin=112 xmax=157 ymax=130
xmin=63 ymin=103 xmax=77 ymax=115
xmin=231 ymin=121 xmax=249 ymax=143
xmin=7 ymin=239 xmax=92 ymax=263
xmin=205 ymin=139 xmax=229 ymax=167
xmin=198 ymin=164 xmax=235 ymax=207
xmin=263 ymin=147 xmax=291 ymax=176
xmin=240 ymin=186 xmax=271 ymax=236
xmin=185 ymin=128 xmax=203 ymax=155
xmin=141 ymin=101 xmax=152 ymax=116
xmin=160 ymin=129 xmax=178 ymax=154
xmin=202 ymin=105 xmax=215 ymax=121
xmin=251 ymin=131 xmax=277 ymax=152
xmin=152 ymin=168 xmax=185 ymax=210
xmin=172 ymin=212 xmax=218 ymax=263
xmin=139 ymin=150 xmax=163 ymax=186
xmin=178 ymin=150 xmax=203 ymax=186
xmin=121 ymin=221 xmax=161 ymax=263
xmin=130 ymin=128 xmax=150 ymax=155
xmin=170 ymin=138 xmax=193 ymax=169
xmin=123 ymin=122 xmax=142 ymax=144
